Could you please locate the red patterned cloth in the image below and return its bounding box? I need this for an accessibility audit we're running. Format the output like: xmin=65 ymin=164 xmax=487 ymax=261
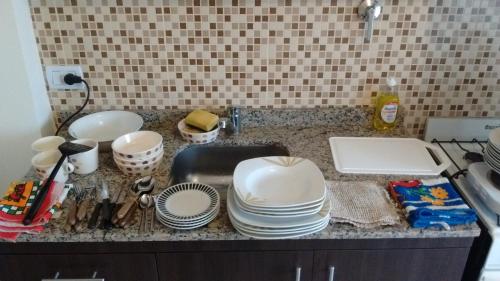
xmin=0 ymin=180 xmax=70 ymax=242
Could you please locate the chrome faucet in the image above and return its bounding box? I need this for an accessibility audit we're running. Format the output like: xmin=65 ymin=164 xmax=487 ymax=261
xmin=227 ymin=106 xmax=242 ymax=134
xmin=218 ymin=106 xmax=242 ymax=135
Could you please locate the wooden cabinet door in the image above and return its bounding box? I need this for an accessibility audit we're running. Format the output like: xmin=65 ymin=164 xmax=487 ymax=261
xmin=0 ymin=253 xmax=157 ymax=281
xmin=313 ymin=248 xmax=470 ymax=281
xmin=158 ymin=251 xmax=313 ymax=281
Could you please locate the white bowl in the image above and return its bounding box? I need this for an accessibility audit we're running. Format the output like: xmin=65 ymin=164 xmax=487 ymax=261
xmin=112 ymin=131 xmax=163 ymax=159
xmin=113 ymin=148 xmax=164 ymax=166
xmin=68 ymin=111 xmax=143 ymax=151
xmin=115 ymin=152 xmax=163 ymax=176
xmin=178 ymin=119 xmax=219 ymax=144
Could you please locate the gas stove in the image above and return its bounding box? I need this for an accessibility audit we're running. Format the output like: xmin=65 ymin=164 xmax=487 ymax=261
xmin=425 ymin=117 xmax=500 ymax=281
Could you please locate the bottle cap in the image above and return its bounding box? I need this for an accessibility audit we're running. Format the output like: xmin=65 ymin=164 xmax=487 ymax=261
xmin=386 ymin=77 xmax=397 ymax=87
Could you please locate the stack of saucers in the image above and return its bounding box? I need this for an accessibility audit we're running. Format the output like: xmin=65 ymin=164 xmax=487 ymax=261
xmin=228 ymin=156 xmax=331 ymax=239
xmin=112 ymin=131 xmax=164 ymax=177
xmin=156 ymin=182 xmax=220 ymax=230
xmin=485 ymin=128 xmax=500 ymax=174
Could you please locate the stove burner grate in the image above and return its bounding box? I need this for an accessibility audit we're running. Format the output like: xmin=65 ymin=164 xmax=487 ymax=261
xmin=490 ymin=170 xmax=500 ymax=190
xmin=464 ymin=152 xmax=484 ymax=163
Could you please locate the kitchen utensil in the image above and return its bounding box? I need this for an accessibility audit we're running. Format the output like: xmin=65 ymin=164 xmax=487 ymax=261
xmin=63 ymin=199 xmax=77 ymax=232
xmin=76 ymin=189 xmax=92 ymax=222
xmin=116 ymin=176 xmax=154 ymax=219
xmin=68 ymin=139 xmax=99 ymax=175
xmin=108 ymin=181 xmax=127 ymax=223
xmin=133 ymin=176 xmax=156 ymax=193
xmin=31 ymin=136 xmax=65 ymax=153
xmin=138 ymin=194 xmax=156 ymax=233
xmin=178 ymin=118 xmax=219 ymax=144
xmin=329 ymin=137 xmax=452 ymax=175
xmin=76 ymin=197 xmax=90 ymax=222
xmin=118 ymin=201 xmax=138 ymax=228
xmin=68 ymin=110 xmax=143 ymax=152
xmin=87 ymin=177 xmax=105 ymax=229
xmin=24 ymin=142 xmax=93 ymax=226
xmin=63 ymin=186 xmax=84 ymax=231
xmin=233 ymin=156 xmax=325 ymax=208
xmin=111 ymin=131 xmax=163 ymax=159
xmin=146 ymin=194 xmax=156 ymax=233
xmin=98 ymin=180 xmax=112 ymax=230
xmin=87 ymin=202 xmax=102 ymax=229
xmin=31 ymin=150 xmax=75 ymax=183
xmin=139 ymin=194 xmax=150 ymax=234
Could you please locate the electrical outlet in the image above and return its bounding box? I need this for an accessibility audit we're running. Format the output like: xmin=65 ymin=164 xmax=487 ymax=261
xmin=45 ymin=65 xmax=84 ymax=90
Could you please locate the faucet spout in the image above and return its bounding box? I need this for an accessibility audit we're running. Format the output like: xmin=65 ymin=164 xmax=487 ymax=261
xmin=228 ymin=106 xmax=242 ymax=134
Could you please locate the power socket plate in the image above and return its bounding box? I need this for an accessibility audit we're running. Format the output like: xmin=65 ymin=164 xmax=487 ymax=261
xmin=45 ymin=65 xmax=84 ymax=90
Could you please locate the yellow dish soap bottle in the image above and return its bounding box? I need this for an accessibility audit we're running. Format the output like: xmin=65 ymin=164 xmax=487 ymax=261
xmin=373 ymin=77 xmax=399 ymax=130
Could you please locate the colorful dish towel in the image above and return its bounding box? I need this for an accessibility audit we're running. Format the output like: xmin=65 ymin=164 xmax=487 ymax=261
xmin=0 ymin=180 xmax=70 ymax=242
xmin=388 ymin=178 xmax=477 ymax=229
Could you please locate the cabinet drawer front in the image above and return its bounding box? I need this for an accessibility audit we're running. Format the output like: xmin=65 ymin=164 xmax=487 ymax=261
xmin=313 ymin=248 xmax=469 ymax=281
xmin=158 ymin=251 xmax=313 ymax=281
xmin=0 ymin=253 xmax=157 ymax=281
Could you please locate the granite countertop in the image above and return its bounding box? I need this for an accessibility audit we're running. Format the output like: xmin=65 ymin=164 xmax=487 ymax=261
xmin=16 ymin=108 xmax=480 ymax=242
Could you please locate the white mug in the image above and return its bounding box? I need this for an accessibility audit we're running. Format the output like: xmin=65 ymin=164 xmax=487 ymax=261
xmin=68 ymin=139 xmax=99 ymax=175
xmin=32 ymin=150 xmax=74 ymax=183
xmin=31 ymin=136 xmax=65 ymax=153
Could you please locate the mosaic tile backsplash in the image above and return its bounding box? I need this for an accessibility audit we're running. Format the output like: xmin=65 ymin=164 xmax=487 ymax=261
xmin=29 ymin=0 xmax=499 ymax=136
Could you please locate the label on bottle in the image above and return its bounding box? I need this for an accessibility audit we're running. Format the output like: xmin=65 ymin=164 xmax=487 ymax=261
xmin=380 ymin=102 xmax=399 ymax=124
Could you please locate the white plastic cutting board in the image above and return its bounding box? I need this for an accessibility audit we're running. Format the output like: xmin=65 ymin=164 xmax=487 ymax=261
xmin=329 ymin=137 xmax=451 ymax=175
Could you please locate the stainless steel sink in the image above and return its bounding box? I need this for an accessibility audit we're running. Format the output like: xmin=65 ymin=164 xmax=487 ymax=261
xmin=170 ymin=144 xmax=289 ymax=187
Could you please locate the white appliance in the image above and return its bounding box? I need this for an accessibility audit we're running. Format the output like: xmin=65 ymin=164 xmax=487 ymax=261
xmin=425 ymin=117 xmax=500 ymax=281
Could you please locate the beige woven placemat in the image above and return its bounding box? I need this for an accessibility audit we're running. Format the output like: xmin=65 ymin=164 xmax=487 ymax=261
xmin=328 ymin=181 xmax=400 ymax=228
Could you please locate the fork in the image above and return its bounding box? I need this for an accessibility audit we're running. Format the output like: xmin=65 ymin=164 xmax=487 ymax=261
xmin=63 ymin=186 xmax=84 ymax=232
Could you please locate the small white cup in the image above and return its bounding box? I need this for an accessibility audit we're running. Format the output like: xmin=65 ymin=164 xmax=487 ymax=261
xmin=32 ymin=150 xmax=74 ymax=183
xmin=68 ymin=139 xmax=99 ymax=175
xmin=31 ymin=136 xmax=66 ymax=153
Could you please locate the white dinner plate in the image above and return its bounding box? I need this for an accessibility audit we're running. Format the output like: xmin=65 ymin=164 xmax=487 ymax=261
xmin=230 ymin=217 xmax=329 ymax=239
xmin=156 ymin=182 xmax=220 ymax=222
xmin=227 ymin=186 xmax=331 ymax=229
xmin=233 ymin=156 xmax=326 ymax=208
xmin=229 ymin=211 xmax=330 ymax=234
xmin=232 ymin=186 xmax=324 ymax=218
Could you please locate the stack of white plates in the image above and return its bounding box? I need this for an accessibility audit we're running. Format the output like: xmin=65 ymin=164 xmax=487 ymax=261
xmin=485 ymin=128 xmax=500 ymax=174
xmin=228 ymin=156 xmax=331 ymax=239
xmin=155 ymin=182 xmax=220 ymax=230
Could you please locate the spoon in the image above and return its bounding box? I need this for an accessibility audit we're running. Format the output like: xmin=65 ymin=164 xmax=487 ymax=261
xmin=139 ymin=194 xmax=156 ymax=233
xmin=147 ymin=195 xmax=156 ymax=232
xmin=138 ymin=194 xmax=149 ymax=234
